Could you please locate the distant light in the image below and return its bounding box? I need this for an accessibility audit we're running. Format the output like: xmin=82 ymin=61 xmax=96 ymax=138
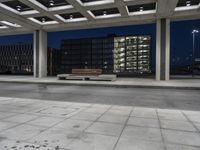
xmin=16 ymin=5 xmax=21 ymax=11
xmin=49 ymin=0 xmax=54 ymax=6
xmin=42 ymin=18 xmax=46 ymax=23
xmin=192 ymin=29 xmax=199 ymax=34
xmin=69 ymin=15 xmax=73 ymax=19
xmin=186 ymin=1 xmax=191 ymax=6
xmin=103 ymin=11 xmax=107 ymax=16
xmin=139 ymin=6 xmax=143 ymax=12
xmin=143 ymin=37 xmax=147 ymax=40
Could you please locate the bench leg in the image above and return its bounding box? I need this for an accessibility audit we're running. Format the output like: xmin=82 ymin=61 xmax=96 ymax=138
xmin=84 ymin=77 xmax=90 ymax=81
xmin=58 ymin=77 xmax=66 ymax=80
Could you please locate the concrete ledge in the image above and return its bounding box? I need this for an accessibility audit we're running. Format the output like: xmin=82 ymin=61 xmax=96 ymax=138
xmin=0 ymin=76 xmax=200 ymax=90
xmin=57 ymin=74 xmax=117 ymax=81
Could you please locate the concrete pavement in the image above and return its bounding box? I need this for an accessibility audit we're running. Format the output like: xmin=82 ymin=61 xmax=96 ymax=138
xmin=0 ymin=97 xmax=200 ymax=150
xmin=0 ymin=77 xmax=199 ymax=150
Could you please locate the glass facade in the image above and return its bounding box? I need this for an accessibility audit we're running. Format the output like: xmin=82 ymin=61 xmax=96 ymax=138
xmin=0 ymin=44 xmax=33 ymax=74
xmin=0 ymin=35 xmax=151 ymax=76
xmin=0 ymin=44 xmax=59 ymax=75
xmin=60 ymin=37 xmax=114 ymax=74
xmin=60 ymin=35 xmax=151 ymax=76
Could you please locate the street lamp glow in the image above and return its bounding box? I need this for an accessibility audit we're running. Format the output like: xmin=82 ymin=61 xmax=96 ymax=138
xmin=191 ymin=29 xmax=199 ymax=76
xmin=192 ymin=29 xmax=199 ymax=34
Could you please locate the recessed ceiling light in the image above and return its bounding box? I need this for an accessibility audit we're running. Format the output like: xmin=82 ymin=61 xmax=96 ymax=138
xmin=49 ymin=0 xmax=54 ymax=6
xmin=140 ymin=6 xmax=143 ymax=12
xmin=103 ymin=11 xmax=107 ymax=16
xmin=42 ymin=18 xmax=46 ymax=23
xmin=16 ymin=5 xmax=21 ymax=11
xmin=186 ymin=1 xmax=191 ymax=6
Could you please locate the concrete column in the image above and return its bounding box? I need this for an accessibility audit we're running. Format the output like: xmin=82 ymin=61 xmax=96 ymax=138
xmin=156 ymin=18 xmax=170 ymax=81
xmin=33 ymin=30 xmax=47 ymax=78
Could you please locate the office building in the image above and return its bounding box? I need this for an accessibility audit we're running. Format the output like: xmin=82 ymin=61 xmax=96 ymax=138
xmin=0 ymin=43 xmax=33 ymax=74
xmin=0 ymin=43 xmax=59 ymax=75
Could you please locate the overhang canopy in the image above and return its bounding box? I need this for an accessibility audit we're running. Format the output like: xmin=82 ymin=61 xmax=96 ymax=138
xmin=0 ymin=0 xmax=199 ymax=35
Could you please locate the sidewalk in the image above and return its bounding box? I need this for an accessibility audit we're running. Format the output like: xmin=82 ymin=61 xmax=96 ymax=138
xmin=0 ymin=96 xmax=200 ymax=150
xmin=0 ymin=75 xmax=200 ymax=90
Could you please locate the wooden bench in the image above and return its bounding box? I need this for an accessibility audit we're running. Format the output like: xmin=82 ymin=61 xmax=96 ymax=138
xmin=57 ymin=69 xmax=116 ymax=81
xmin=71 ymin=69 xmax=102 ymax=76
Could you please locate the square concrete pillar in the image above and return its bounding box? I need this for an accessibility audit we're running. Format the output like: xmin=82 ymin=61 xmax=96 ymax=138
xmin=156 ymin=18 xmax=170 ymax=81
xmin=33 ymin=30 xmax=47 ymax=78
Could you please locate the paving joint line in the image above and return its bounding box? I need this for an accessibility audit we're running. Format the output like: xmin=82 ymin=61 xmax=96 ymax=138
xmin=0 ymin=98 xmax=87 ymax=136
xmin=0 ymin=115 xmax=41 ymax=134
xmin=77 ymin=104 xmax=113 ymax=131
xmin=113 ymin=107 xmax=133 ymax=150
xmin=181 ymin=111 xmax=200 ymax=134
xmin=66 ymin=105 xmax=113 ymax=146
xmin=156 ymin=109 xmax=167 ymax=150
xmin=23 ymin=103 xmax=92 ymax=144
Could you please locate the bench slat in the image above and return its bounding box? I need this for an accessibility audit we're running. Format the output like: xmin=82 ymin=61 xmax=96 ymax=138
xmin=72 ymin=69 xmax=102 ymax=76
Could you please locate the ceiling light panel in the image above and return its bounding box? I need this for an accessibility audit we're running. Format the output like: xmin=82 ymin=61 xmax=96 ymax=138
xmin=176 ymin=0 xmax=200 ymax=7
xmin=0 ymin=24 xmax=8 ymax=29
xmin=2 ymin=0 xmax=33 ymax=12
xmin=80 ymin=0 xmax=114 ymax=6
xmin=36 ymin=0 xmax=70 ymax=8
xmin=59 ymin=12 xmax=84 ymax=20
xmin=91 ymin=8 xmax=119 ymax=17
xmin=34 ymin=16 xmax=53 ymax=22
xmin=127 ymin=3 xmax=156 ymax=13
xmin=0 ymin=21 xmax=21 ymax=27
xmin=81 ymin=0 xmax=105 ymax=3
xmin=0 ymin=26 xmax=8 ymax=29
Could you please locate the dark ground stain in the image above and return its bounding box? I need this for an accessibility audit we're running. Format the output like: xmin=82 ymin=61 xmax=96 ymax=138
xmin=0 ymin=137 xmax=7 ymax=142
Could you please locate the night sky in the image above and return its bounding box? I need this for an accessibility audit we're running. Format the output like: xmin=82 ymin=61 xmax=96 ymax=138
xmin=0 ymin=19 xmax=199 ymax=69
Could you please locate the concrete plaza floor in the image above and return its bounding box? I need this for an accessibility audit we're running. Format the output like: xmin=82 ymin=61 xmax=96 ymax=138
xmin=0 ymin=97 xmax=200 ymax=150
xmin=0 ymin=75 xmax=200 ymax=89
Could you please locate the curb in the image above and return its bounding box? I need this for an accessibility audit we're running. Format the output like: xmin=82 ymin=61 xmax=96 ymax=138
xmin=0 ymin=80 xmax=199 ymax=90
